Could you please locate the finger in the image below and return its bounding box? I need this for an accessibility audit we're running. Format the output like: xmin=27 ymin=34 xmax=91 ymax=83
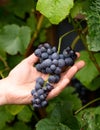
xmin=26 ymin=53 xmax=39 ymax=65
xmin=47 ymin=60 xmax=85 ymax=100
xmin=76 ymin=52 xmax=80 ymax=58
xmin=65 ymin=60 xmax=85 ymax=80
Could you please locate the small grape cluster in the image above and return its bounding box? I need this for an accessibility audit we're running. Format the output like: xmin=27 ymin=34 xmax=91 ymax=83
xmin=31 ymin=43 xmax=77 ymax=109
xmin=31 ymin=77 xmax=53 ymax=108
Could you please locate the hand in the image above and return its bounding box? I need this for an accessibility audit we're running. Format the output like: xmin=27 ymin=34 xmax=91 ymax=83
xmin=1 ymin=53 xmax=85 ymax=105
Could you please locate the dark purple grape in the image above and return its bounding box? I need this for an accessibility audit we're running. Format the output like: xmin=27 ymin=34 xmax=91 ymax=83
xmin=46 ymin=83 xmax=54 ymax=91
xmin=35 ymin=64 xmax=42 ymax=72
xmin=41 ymin=52 xmax=48 ymax=59
xmin=37 ymin=89 xmax=44 ymax=95
xmin=44 ymin=43 xmax=51 ymax=49
xmin=58 ymin=59 xmax=65 ymax=68
xmin=42 ymin=59 xmax=52 ymax=67
xmin=31 ymin=89 xmax=36 ymax=96
xmin=33 ymin=104 xmax=41 ymax=109
xmin=39 ymin=94 xmax=45 ymax=101
xmin=40 ymin=46 xmax=47 ymax=52
xmin=69 ymin=50 xmax=77 ymax=60
xmin=41 ymin=100 xmax=48 ymax=107
xmin=65 ymin=46 xmax=72 ymax=53
xmin=35 ymin=83 xmax=41 ymax=91
xmin=63 ymin=50 xmax=70 ymax=58
xmin=46 ymin=67 xmax=53 ymax=74
xmin=59 ymin=54 xmax=64 ymax=59
xmin=35 ymin=98 xmax=41 ymax=104
xmin=34 ymin=49 xmax=41 ymax=57
xmin=52 ymin=59 xmax=58 ymax=66
xmin=50 ymin=64 xmax=56 ymax=71
xmin=54 ymin=67 xmax=61 ymax=74
xmin=65 ymin=57 xmax=74 ymax=66
xmin=51 ymin=52 xmax=59 ymax=60
xmin=36 ymin=77 xmax=44 ymax=85
xmin=47 ymin=48 xmax=53 ymax=55
xmin=52 ymin=46 xmax=57 ymax=52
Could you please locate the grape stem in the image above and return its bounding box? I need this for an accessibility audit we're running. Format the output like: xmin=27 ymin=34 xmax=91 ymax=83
xmin=57 ymin=30 xmax=75 ymax=53
xmin=74 ymin=97 xmax=100 ymax=115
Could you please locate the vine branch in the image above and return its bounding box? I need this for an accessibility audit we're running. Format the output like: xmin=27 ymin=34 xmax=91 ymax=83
xmin=75 ymin=97 xmax=100 ymax=115
xmin=25 ymin=14 xmax=44 ymax=57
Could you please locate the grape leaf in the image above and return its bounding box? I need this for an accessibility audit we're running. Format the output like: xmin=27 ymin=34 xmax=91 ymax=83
xmin=50 ymin=101 xmax=80 ymax=130
xmin=11 ymin=122 xmax=31 ymax=130
xmin=75 ymin=51 xmax=100 ymax=90
xmin=0 ymin=106 xmax=14 ymax=130
xmin=6 ymin=0 xmax=34 ymax=19
xmin=76 ymin=107 xmax=100 ymax=130
xmin=36 ymin=118 xmax=71 ymax=130
xmin=46 ymin=87 xmax=82 ymax=115
xmin=58 ymin=87 xmax=82 ymax=110
xmin=17 ymin=106 xmax=33 ymax=122
xmin=85 ymin=0 xmax=100 ymax=52
xmin=36 ymin=0 xmax=74 ymax=24
xmin=5 ymin=105 xmax=25 ymax=115
xmin=0 ymin=24 xmax=31 ymax=55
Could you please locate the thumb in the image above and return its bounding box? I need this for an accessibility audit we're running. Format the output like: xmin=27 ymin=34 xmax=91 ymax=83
xmin=26 ymin=53 xmax=39 ymax=65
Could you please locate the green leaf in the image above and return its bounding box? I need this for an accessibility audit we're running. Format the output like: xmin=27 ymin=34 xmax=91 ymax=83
xmin=6 ymin=0 xmax=34 ymax=19
xmin=46 ymin=87 xmax=82 ymax=115
xmin=75 ymin=51 xmax=100 ymax=90
xmin=50 ymin=101 xmax=80 ymax=130
xmin=36 ymin=118 xmax=71 ymax=130
xmin=70 ymin=1 xmax=84 ymax=18
xmin=58 ymin=87 xmax=82 ymax=110
xmin=0 ymin=24 xmax=31 ymax=55
xmin=85 ymin=0 xmax=100 ymax=51
xmin=76 ymin=107 xmax=100 ymax=130
xmin=7 ymin=55 xmax=23 ymax=69
xmin=17 ymin=106 xmax=33 ymax=122
xmin=36 ymin=0 xmax=74 ymax=24
xmin=12 ymin=122 xmax=31 ymax=130
xmin=5 ymin=105 xmax=25 ymax=115
xmin=0 ymin=106 xmax=14 ymax=130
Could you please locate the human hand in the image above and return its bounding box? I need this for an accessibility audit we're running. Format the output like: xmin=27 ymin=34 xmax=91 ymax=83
xmin=1 ymin=53 xmax=85 ymax=105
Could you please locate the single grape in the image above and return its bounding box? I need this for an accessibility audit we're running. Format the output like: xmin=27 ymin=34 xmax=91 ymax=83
xmin=34 ymin=49 xmax=41 ymax=57
xmin=40 ymin=46 xmax=47 ymax=53
xmin=37 ymin=89 xmax=44 ymax=95
xmin=65 ymin=57 xmax=74 ymax=66
xmin=35 ymin=64 xmax=42 ymax=72
xmin=51 ymin=52 xmax=59 ymax=60
xmin=41 ymin=100 xmax=48 ymax=107
xmin=52 ymin=59 xmax=58 ymax=66
xmin=44 ymin=43 xmax=51 ymax=49
xmin=47 ymin=48 xmax=53 ymax=55
xmin=35 ymin=83 xmax=42 ymax=91
xmin=46 ymin=67 xmax=53 ymax=74
xmin=52 ymin=46 xmax=57 ymax=52
xmin=54 ymin=67 xmax=61 ymax=74
xmin=58 ymin=59 xmax=65 ymax=68
xmin=36 ymin=77 xmax=44 ymax=86
xmin=41 ymin=52 xmax=48 ymax=59
xmin=50 ymin=64 xmax=56 ymax=71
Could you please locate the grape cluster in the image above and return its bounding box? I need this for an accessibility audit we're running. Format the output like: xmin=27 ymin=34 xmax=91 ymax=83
xmin=34 ymin=43 xmax=77 ymax=83
xmin=31 ymin=77 xmax=53 ymax=108
xmin=31 ymin=43 xmax=77 ymax=109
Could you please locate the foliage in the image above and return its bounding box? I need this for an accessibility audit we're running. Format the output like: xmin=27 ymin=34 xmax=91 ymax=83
xmin=0 ymin=0 xmax=100 ymax=130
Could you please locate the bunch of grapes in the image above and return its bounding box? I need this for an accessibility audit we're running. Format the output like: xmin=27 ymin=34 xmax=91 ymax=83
xmin=31 ymin=43 xmax=77 ymax=109
xmin=31 ymin=77 xmax=53 ymax=108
